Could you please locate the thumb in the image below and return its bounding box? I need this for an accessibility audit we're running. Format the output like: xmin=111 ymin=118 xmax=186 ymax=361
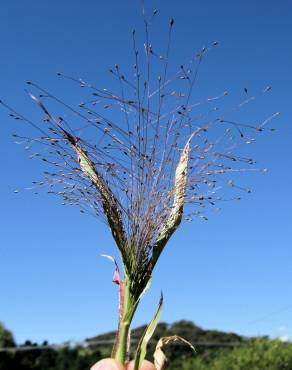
xmin=91 ymin=358 xmax=125 ymax=370
xmin=127 ymin=360 xmax=156 ymax=370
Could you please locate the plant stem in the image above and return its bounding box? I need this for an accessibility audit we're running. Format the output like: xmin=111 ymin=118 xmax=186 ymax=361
xmin=112 ymin=277 xmax=137 ymax=364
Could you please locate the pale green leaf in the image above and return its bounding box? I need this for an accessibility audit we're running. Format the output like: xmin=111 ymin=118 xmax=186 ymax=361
xmin=133 ymin=293 xmax=163 ymax=370
xmin=73 ymin=144 xmax=130 ymax=268
xmin=152 ymin=128 xmax=204 ymax=266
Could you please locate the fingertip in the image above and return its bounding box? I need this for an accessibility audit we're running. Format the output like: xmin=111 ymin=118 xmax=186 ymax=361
xmin=90 ymin=358 xmax=125 ymax=370
xmin=127 ymin=360 xmax=156 ymax=370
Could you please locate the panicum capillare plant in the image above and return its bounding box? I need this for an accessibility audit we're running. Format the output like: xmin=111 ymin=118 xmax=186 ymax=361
xmin=2 ymin=6 xmax=279 ymax=369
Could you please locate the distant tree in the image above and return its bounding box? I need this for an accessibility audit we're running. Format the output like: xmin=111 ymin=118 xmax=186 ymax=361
xmin=174 ymin=339 xmax=292 ymax=370
xmin=36 ymin=348 xmax=58 ymax=370
xmin=0 ymin=352 xmax=15 ymax=370
xmin=0 ymin=322 xmax=15 ymax=348
xmin=55 ymin=347 xmax=79 ymax=370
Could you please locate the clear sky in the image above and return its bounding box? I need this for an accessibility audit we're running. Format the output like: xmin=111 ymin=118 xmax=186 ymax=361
xmin=1 ymin=0 xmax=292 ymax=345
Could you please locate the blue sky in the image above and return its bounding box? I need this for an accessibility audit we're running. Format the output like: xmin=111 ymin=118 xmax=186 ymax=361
xmin=0 ymin=0 xmax=292 ymax=345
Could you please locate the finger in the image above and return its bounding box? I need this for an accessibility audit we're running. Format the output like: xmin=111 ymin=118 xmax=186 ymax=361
xmin=90 ymin=358 xmax=125 ymax=370
xmin=127 ymin=360 xmax=156 ymax=370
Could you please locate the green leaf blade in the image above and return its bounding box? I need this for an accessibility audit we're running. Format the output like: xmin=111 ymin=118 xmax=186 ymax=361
xmin=133 ymin=293 xmax=163 ymax=370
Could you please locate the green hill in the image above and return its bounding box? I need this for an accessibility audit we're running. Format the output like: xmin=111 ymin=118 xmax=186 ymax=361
xmin=1 ymin=320 xmax=292 ymax=370
xmin=86 ymin=320 xmax=246 ymax=360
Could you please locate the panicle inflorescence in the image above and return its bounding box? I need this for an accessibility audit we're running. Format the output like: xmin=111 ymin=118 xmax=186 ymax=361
xmin=2 ymin=12 xmax=279 ymax=294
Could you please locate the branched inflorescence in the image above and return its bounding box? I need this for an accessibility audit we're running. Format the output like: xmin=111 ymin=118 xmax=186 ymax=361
xmin=3 ymin=16 xmax=278 ymax=291
xmin=2 ymin=10 xmax=279 ymax=365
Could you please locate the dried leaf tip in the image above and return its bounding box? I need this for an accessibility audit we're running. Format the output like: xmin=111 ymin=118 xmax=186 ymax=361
xmin=154 ymin=335 xmax=195 ymax=370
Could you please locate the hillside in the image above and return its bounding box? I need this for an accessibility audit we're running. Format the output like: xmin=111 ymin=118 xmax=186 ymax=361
xmin=86 ymin=320 xmax=246 ymax=360
xmin=1 ymin=320 xmax=292 ymax=370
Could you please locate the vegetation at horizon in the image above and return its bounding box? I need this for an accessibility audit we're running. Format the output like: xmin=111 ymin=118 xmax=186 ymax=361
xmin=1 ymin=321 xmax=291 ymax=370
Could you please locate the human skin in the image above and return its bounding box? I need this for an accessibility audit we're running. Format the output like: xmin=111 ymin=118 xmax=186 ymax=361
xmin=90 ymin=358 xmax=156 ymax=370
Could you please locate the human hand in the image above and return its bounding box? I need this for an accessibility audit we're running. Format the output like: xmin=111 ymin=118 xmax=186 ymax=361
xmin=91 ymin=358 xmax=156 ymax=370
